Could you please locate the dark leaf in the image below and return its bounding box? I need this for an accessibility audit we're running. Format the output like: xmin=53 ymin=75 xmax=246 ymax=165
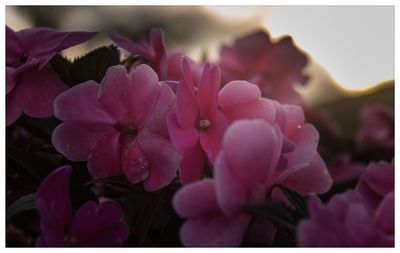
xmin=6 ymin=194 xmax=36 ymax=223
xmin=246 ymin=200 xmax=296 ymax=231
xmin=48 ymin=54 xmax=72 ymax=85
xmin=275 ymin=185 xmax=308 ymax=218
xmin=70 ymin=45 xmax=120 ymax=85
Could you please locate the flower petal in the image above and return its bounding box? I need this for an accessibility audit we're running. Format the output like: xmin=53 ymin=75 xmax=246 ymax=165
xmin=173 ymin=179 xmax=219 ymax=218
xmin=98 ymin=65 xmax=160 ymax=126
xmin=167 ymin=112 xmax=199 ymax=154
xmin=68 ymin=200 xmax=129 ymax=247
xmin=282 ymin=154 xmax=333 ymax=195
xmin=176 ymin=78 xmax=198 ymax=130
xmin=179 ymin=144 xmax=206 ymax=185
xmin=138 ymin=131 xmax=181 ymax=191
xmin=36 ymin=165 xmax=72 ymax=246
xmin=121 ymin=139 xmax=150 ymax=184
xmin=180 ymin=213 xmax=251 ymax=247
xmin=375 ymin=192 xmax=394 ymax=236
xmin=197 ymin=64 xmax=221 ymax=120
xmin=54 ymin=81 xmax=115 ymax=124
xmin=52 ymin=122 xmax=115 ymax=161
xmin=6 ymin=26 xmax=25 ymax=66
xmin=88 ymin=133 xmax=122 ymax=179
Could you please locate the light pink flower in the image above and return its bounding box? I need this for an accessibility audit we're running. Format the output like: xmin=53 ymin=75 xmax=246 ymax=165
xmin=52 ymin=64 xmax=180 ymax=191
xmin=167 ymin=59 xmax=228 ymax=184
xmin=356 ymin=104 xmax=394 ymax=150
xmin=219 ymin=80 xmax=333 ymax=197
xmin=218 ymin=30 xmax=308 ymax=105
xmin=173 ymin=179 xmax=252 ymax=247
xmin=6 ymin=26 xmax=97 ymax=126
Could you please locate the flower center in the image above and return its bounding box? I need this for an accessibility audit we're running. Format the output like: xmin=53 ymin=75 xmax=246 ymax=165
xmin=195 ymin=119 xmax=211 ymax=131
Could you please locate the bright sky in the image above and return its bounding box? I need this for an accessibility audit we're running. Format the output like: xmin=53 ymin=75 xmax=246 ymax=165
xmin=210 ymin=6 xmax=394 ymax=90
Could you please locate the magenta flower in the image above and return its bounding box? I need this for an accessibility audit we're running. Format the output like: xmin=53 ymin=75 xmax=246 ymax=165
xmin=109 ymin=28 xmax=201 ymax=85
xmin=35 ymin=165 xmax=129 ymax=247
xmin=167 ymin=59 xmax=228 ymax=184
xmin=356 ymin=104 xmax=394 ymax=150
xmin=173 ymin=179 xmax=252 ymax=247
xmin=6 ymin=26 xmax=97 ymax=126
xmin=327 ymin=153 xmax=365 ymax=183
xmin=218 ymin=30 xmax=308 ymax=105
xmin=298 ymin=160 xmax=394 ymax=247
xmin=52 ymin=65 xmax=181 ymax=191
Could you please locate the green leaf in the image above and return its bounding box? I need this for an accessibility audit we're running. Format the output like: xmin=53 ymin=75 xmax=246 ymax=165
xmin=6 ymin=194 xmax=36 ymax=222
xmin=246 ymin=200 xmax=296 ymax=231
xmin=70 ymin=45 xmax=120 ymax=85
xmin=48 ymin=54 xmax=72 ymax=85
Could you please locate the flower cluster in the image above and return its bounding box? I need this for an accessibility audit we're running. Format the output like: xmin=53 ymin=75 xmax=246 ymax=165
xmin=6 ymin=25 xmax=394 ymax=248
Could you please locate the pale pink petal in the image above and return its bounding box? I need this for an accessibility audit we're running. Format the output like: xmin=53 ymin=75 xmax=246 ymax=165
xmin=282 ymin=104 xmax=305 ymax=137
xmin=11 ymin=69 xmax=68 ymax=118
xmin=180 ymin=213 xmax=251 ymax=247
xmin=197 ymin=64 xmax=221 ymax=120
xmin=52 ymin=122 xmax=115 ymax=161
xmin=138 ymin=131 xmax=181 ymax=191
xmin=199 ymin=110 xmax=228 ymax=163
xmin=173 ymin=179 xmax=219 ymax=218
xmin=88 ymin=133 xmax=122 ymax=179
xmin=167 ymin=113 xmax=199 ymax=154
xmin=219 ymin=80 xmax=261 ymax=110
xmin=282 ymin=154 xmax=333 ymax=195
xmin=221 ymin=119 xmax=283 ymax=188
xmin=176 ymin=79 xmax=198 ymax=129
xmin=179 ymin=144 xmax=206 ymax=185
xmin=53 ymin=81 xmax=115 ymax=124
xmin=214 ymin=153 xmax=250 ymax=216
xmin=98 ymin=65 xmax=160 ymax=126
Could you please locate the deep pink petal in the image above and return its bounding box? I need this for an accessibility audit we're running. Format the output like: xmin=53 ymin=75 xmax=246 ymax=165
xmin=167 ymin=113 xmax=199 ymax=154
xmin=52 ymin=122 xmax=115 ymax=161
xmin=18 ymin=27 xmax=97 ymax=68
xmin=176 ymin=79 xmax=198 ymax=129
xmin=219 ymin=45 xmax=245 ymax=81
xmin=108 ymin=32 xmax=151 ymax=60
xmin=221 ymin=119 xmax=283 ymax=188
xmin=180 ymin=213 xmax=251 ymax=247
xmin=6 ymin=26 xmax=25 ymax=66
xmin=179 ymin=144 xmax=206 ymax=185
xmin=36 ymin=165 xmax=72 ymax=246
xmin=6 ymin=87 xmax=23 ymax=126
xmin=88 ymin=133 xmax=122 ymax=179
xmin=12 ymin=69 xmax=68 ymax=118
xmin=282 ymin=154 xmax=333 ymax=195
xmin=68 ymin=201 xmax=129 ymax=247
xmin=167 ymin=52 xmax=202 ymax=83
xmin=121 ymin=140 xmax=150 ymax=184
xmin=375 ymin=192 xmax=394 ymax=236
xmin=173 ymin=179 xmax=219 ymax=218
xmin=142 ymin=83 xmax=175 ymax=138
xmin=6 ymin=67 xmax=16 ymax=94
xmin=98 ymin=65 xmax=160 ymax=126
xmin=197 ymin=64 xmax=221 ymax=120
xmin=150 ymin=28 xmax=168 ymax=79
xmin=53 ymin=81 xmax=115 ymax=124
xmin=138 ymin=131 xmax=181 ymax=191
xmin=199 ymin=110 xmax=228 ymax=163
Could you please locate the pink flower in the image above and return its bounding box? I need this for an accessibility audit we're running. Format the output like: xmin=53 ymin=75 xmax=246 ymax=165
xmin=52 ymin=64 xmax=181 ymax=191
xmin=298 ymin=190 xmax=394 ymax=247
xmin=327 ymin=153 xmax=365 ymax=183
xmin=6 ymin=26 xmax=97 ymax=126
xmin=298 ymin=160 xmax=394 ymax=246
xmin=167 ymin=59 xmax=228 ymax=184
xmin=173 ymin=179 xmax=252 ymax=247
xmin=35 ymin=165 xmax=129 ymax=247
xmin=109 ymin=28 xmax=201 ymax=86
xmin=356 ymin=104 xmax=394 ymax=150
xmin=219 ymin=80 xmax=333 ymax=197
xmin=218 ymin=30 xmax=308 ymax=105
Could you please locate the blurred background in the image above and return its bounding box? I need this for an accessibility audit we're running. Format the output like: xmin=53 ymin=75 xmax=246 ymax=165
xmin=6 ymin=5 xmax=394 ymax=138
